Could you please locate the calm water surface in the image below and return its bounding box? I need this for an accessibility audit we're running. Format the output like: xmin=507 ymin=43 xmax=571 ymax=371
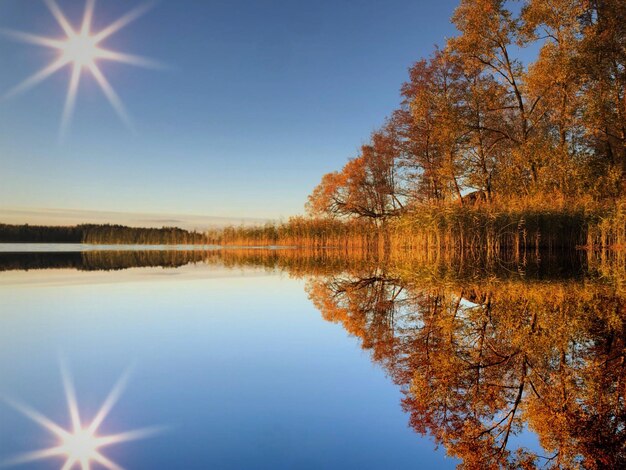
xmin=0 ymin=248 xmax=453 ymax=469
xmin=0 ymin=247 xmax=623 ymax=469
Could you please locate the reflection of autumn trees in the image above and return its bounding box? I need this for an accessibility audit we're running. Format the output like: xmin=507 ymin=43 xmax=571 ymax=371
xmin=307 ymin=271 xmax=407 ymax=370
xmin=307 ymin=270 xmax=626 ymax=469
xmin=3 ymin=246 xmax=624 ymax=467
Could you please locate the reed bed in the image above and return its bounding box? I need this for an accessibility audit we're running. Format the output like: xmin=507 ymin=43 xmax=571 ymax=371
xmin=586 ymin=200 xmax=626 ymax=249
xmin=205 ymin=217 xmax=384 ymax=250
xmin=207 ymin=199 xmax=626 ymax=255
xmin=388 ymin=203 xmax=591 ymax=255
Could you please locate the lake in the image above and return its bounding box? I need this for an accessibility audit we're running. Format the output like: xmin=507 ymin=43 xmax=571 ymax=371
xmin=0 ymin=246 xmax=623 ymax=469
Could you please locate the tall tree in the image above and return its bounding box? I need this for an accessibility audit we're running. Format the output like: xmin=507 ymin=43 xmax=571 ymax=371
xmin=401 ymin=51 xmax=467 ymax=203
xmin=577 ymin=0 xmax=626 ymax=193
xmin=449 ymin=0 xmax=544 ymax=192
xmin=521 ymin=0 xmax=588 ymax=195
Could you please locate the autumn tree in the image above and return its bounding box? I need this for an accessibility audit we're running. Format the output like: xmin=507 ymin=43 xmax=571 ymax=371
xmin=577 ymin=0 xmax=626 ymax=194
xmin=448 ymin=0 xmax=548 ymax=194
xmin=454 ymin=65 xmax=508 ymax=201
xmin=306 ymin=124 xmax=405 ymax=222
xmin=300 ymin=0 xmax=625 ymax=248
xmin=399 ymin=58 xmax=446 ymax=202
xmin=401 ymin=50 xmax=469 ymax=203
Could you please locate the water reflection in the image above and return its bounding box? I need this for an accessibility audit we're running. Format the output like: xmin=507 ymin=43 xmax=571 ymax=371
xmin=1 ymin=247 xmax=624 ymax=468
xmin=3 ymin=364 xmax=161 ymax=470
xmin=306 ymin=266 xmax=626 ymax=468
xmin=0 ymin=250 xmax=217 ymax=272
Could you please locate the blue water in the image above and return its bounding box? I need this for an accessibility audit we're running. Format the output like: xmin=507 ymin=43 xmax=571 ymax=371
xmin=0 ymin=263 xmax=455 ymax=469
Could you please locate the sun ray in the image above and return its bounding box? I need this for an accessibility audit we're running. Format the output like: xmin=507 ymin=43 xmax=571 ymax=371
xmin=61 ymin=361 xmax=83 ymax=433
xmin=92 ymin=452 xmax=125 ymax=470
xmin=2 ymin=396 xmax=69 ymax=439
xmin=2 ymin=57 xmax=70 ymax=100
xmin=88 ymin=367 xmax=132 ymax=434
xmin=43 ymin=0 xmax=76 ymax=38
xmin=92 ymin=2 xmax=155 ymax=44
xmin=88 ymin=62 xmax=133 ymax=129
xmin=81 ymin=0 xmax=97 ymax=36
xmin=61 ymin=63 xmax=83 ymax=140
xmin=95 ymin=426 xmax=166 ymax=448
xmin=2 ymin=364 xmax=162 ymax=469
xmin=0 ymin=28 xmax=64 ymax=49
xmin=61 ymin=457 xmax=78 ymax=470
xmin=95 ymin=49 xmax=164 ymax=69
xmin=1 ymin=0 xmax=158 ymax=137
xmin=1 ymin=446 xmax=66 ymax=466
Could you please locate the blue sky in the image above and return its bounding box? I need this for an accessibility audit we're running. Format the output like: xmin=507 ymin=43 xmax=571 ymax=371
xmin=0 ymin=0 xmax=459 ymax=224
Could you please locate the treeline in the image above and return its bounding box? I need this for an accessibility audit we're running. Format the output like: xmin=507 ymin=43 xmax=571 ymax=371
xmin=292 ymin=0 xmax=626 ymax=250
xmin=0 ymin=223 xmax=211 ymax=245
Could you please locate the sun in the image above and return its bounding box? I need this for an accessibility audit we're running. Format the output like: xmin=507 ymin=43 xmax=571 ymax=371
xmin=0 ymin=0 xmax=161 ymax=139
xmin=61 ymin=33 xmax=99 ymax=66
xmin=2 ymin=363 xmax=164 ymax=470
xmin=62 ymin=428 xmax=99 ymax=463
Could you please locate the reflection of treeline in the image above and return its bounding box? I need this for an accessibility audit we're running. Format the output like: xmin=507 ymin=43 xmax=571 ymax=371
xmin=306 ymin=267 xmax=626 ymax=468
xmin=2 ymin=246 xmax=623 ymax=467
xmin=0 ymin=252 xmax=85 ymax=271
xmin=0 ymin=250 xmax=218 ymax=271
xmin=0 ymin=246 xmax=605 ymax=282
xmin=0 ymin=223 xmax=210 ymax=244
xmin=0 ymin=248 xmax=380 ymax=275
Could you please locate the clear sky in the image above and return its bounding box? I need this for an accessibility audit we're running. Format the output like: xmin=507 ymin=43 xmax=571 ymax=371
xmin=0 ymin=0 xmax=459 ymax=224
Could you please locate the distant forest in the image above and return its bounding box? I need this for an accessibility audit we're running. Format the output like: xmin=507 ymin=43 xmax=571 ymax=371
xmin=0 ymin=223 xmax=210 ymax=245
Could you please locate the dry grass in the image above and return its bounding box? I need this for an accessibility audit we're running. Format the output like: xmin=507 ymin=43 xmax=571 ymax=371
xmin=207 ymin=197 xmax=626 ymax=254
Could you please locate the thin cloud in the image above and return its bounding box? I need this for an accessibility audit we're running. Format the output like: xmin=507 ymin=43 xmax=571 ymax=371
xmin=0 ymin=208 xmax=269 ymax=230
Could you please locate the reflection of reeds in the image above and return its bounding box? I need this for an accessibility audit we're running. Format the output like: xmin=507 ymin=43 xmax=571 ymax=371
xmin=1 ymin=247 xmax=624 ymax=288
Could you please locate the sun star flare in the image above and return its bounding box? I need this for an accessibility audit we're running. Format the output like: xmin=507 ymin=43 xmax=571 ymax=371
xmin=1 ymin=0 xmax=160 ymax=139
xmin=2 ymin=364 xmax=163 ymax=470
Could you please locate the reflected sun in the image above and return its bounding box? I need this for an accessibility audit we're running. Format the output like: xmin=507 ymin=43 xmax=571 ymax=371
xmin=2 ymin=364 xmax=163 ymax=470
xmin=0 ymin=0 xmax=161 ymax=138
